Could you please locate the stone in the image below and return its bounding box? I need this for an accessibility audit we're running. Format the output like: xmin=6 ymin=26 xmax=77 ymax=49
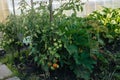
xmin=6 ymin=76 xmax=20 ymax=80
xmin=0 ymin=49 xmax=6 ymax=56
xmin=0 ymin=64 xmax=12 ymax=79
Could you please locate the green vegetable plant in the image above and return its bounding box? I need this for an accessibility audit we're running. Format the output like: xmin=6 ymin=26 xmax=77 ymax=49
xmin=1 ymin=0 xmax=120 ymax=80
xmin=22 ymin=0 xmax=101 ymax=79
xmin=57 ymin=15 xmax=107 ymax=79
xmin=0 ymin=15 xmax=26 ymax=55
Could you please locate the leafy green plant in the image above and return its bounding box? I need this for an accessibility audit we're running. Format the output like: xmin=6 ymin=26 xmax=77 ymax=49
xmin=89 ymin=8 xmax=120 ymax=44
xmin=1 ymin=0 xmax=120 ymax=80
xmin=57 ymin=15 xmax=107 ymax=79
xmin=0 ymin=15 xmax=26 ymax=52
xmin=26 ymin=1 xmax=102 ymax=80
xmin=88 ymin=7 xmax=120 ymax=80
xmin=19 ymin=1 xmax=101 ymax=79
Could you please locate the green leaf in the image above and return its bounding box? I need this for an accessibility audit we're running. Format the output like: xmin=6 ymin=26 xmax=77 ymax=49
xmin=106 ymin=34 xmax=114 ymax=39
xmin=98 ymin=39 xmax=104 ymax=45
xmin=73 ymin=66 xmax=91 ymax=80
xmin=34 ymin=56 xmax=38 ymax=62
xmin=65 ymin=44 xmax=78 ymax=55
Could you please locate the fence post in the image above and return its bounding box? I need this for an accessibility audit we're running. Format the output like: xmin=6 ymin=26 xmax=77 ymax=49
xmin=12 ymin=0 xmax=15 ymax=15
xmin=31 ymin=0 xmax=33 ymax=9
xmin=49 ymin=0 xmax=53 ymax=23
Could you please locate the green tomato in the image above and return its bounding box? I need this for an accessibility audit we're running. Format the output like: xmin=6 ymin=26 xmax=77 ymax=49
xmin=59 ymin=44 xmax=62 ymax=47
xmin=50 ymin=66 xmax=55 ymax=70
xmin=53 ymin=38 xmax=56 ymax=41
xmin=48 ymin=47 xmax=52 ymax=50
xmin=58 ymin=40 xmax=61 ymax=43
xmin=54 ymin=42 xmax=58 ymax=46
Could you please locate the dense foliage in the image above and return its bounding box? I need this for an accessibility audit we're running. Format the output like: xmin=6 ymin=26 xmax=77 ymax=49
xmin=0 ymin=0 xmax=120 ymax=80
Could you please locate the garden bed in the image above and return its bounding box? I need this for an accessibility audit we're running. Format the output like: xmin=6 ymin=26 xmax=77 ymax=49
xmin=0 ymin=0 xmax=120 ymax=80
